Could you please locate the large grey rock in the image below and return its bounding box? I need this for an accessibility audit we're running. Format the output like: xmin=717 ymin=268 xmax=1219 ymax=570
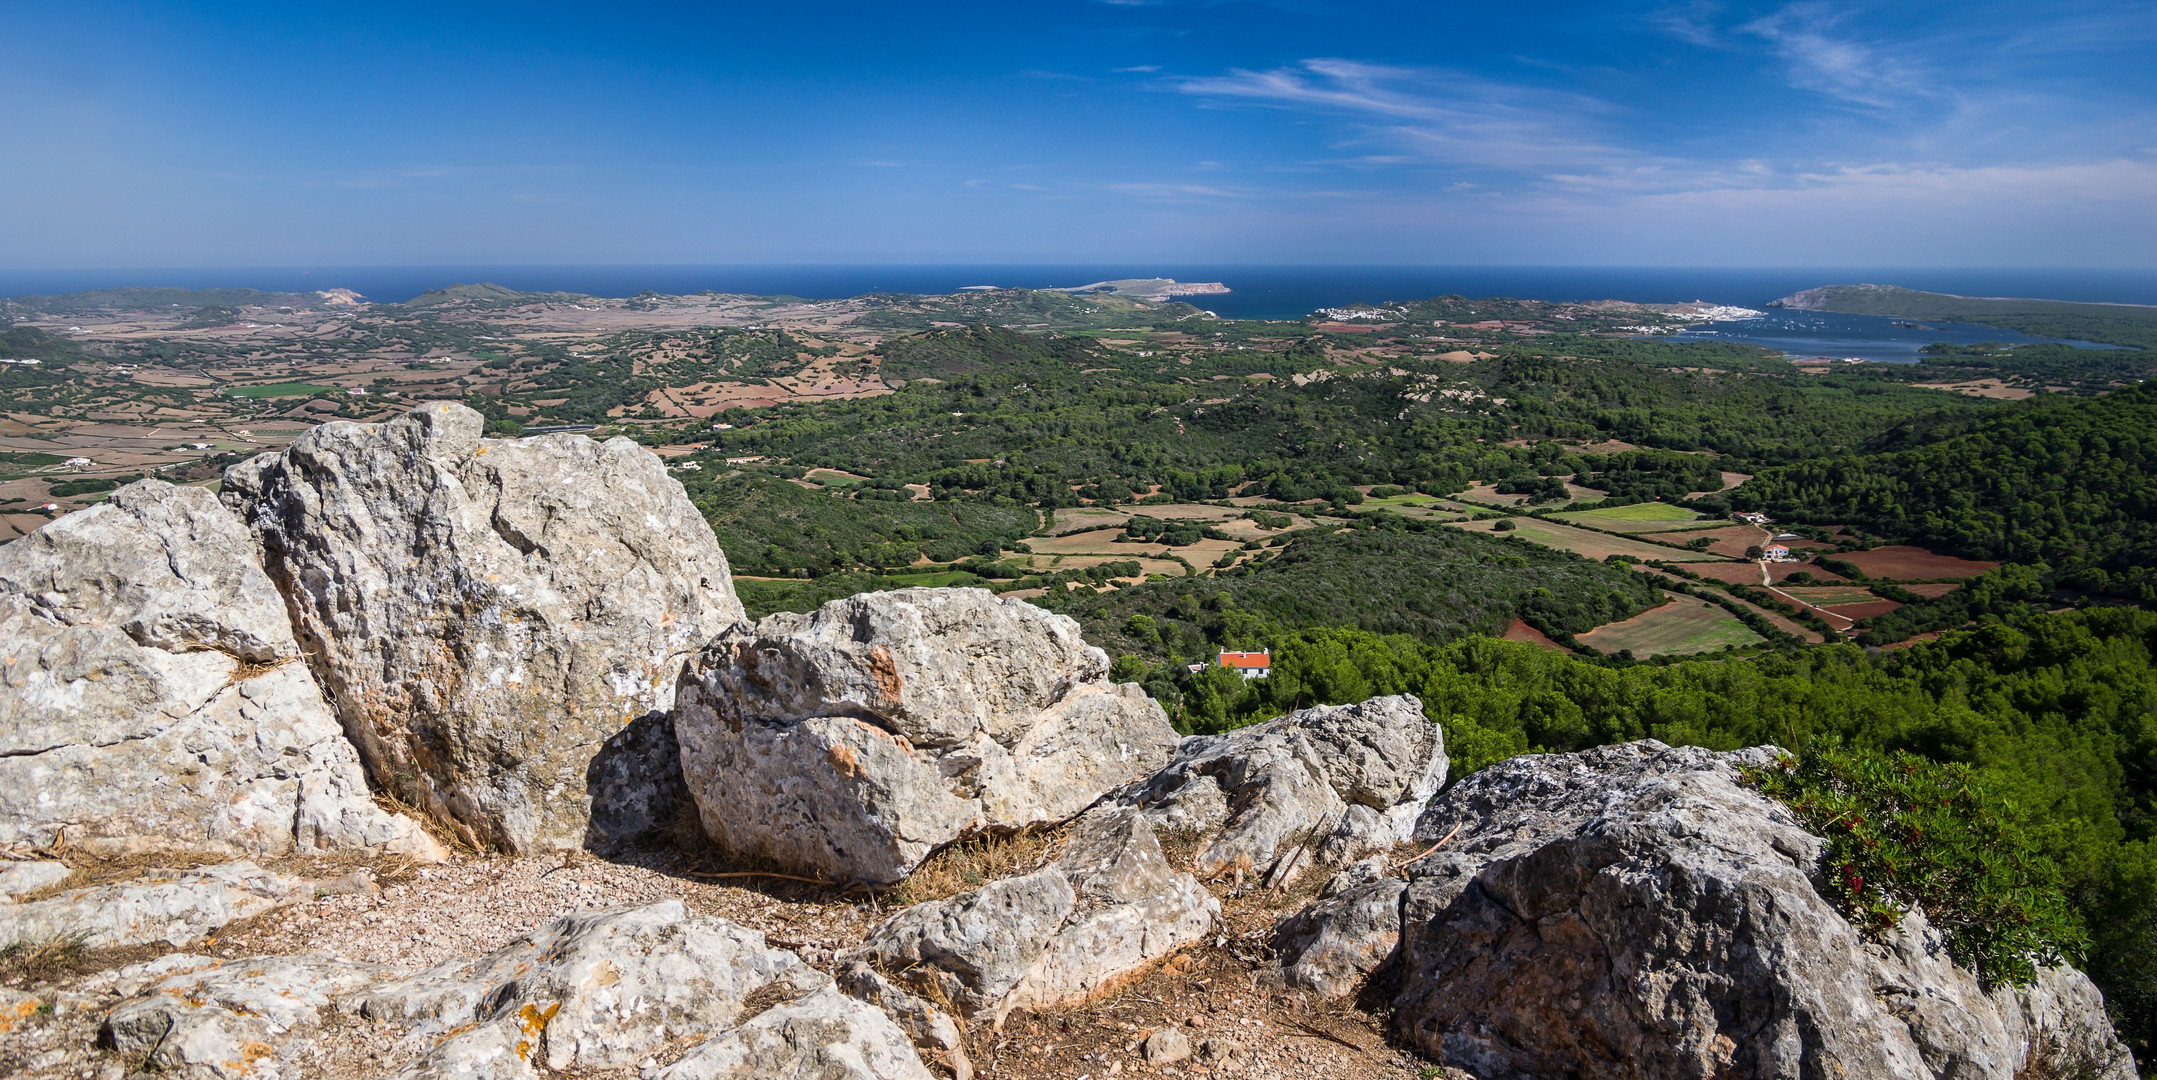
xmin=674 ymin=588 xmax=1180 ymax=884
xmin=653 ymin=984 xmax=935 ymax=1080
xmin=363 ymin=900 xmax=829 ymax=1077
xmin=84 ymin=902 xmax=934 ymax=1080
xmin=850 ymin=804 xmax=1217 ymax=1025
xmin=0 ymin=861 xmax=300 ymax=948
xmin=221 ymin=402 xmax=745 ymax=853
xmin=102 ymin=954 xmax=390 ymax=1079
xmin=1128 ymin=694 xmax=1444 ymax=883
xmin=1392 ymin=740 xmax=2137 ymax=1080
xmin=0 ymin=480 xmax=438 ymax=859
xmin=839 ymin=962 xmax=971 ymax=1080
xmin=1269 ymin=872 xmax=1408 ymax=1000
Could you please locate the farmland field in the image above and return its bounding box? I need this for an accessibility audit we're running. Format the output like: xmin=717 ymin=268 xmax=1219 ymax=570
xmin=1448 ymin=516 xmax=1726 ymax=562
xmin=224 ymin=382 xmax=344 ymax=398
xmin=1551 ymin=501 xmax=1711 ymax=533
xmin=1575 ymin=593 xmax=1764 ymax=657
xmin=1825 ymin=599 xmax=1904 ymax=621
xmin=1832 ymin=545 xmax=2000 ymax=580
xmin=1897 ymin=582 xmax=1962 ymax=598
xmin=1778 ymin=585 xmax=1880 ymax=606
xmin=1683 ymin=560 xmax=1847 ymax=586
xmin=1455 ymin=480 xmax=1610 ymax=509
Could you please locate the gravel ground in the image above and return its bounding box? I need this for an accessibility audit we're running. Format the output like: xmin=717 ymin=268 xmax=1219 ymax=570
xmin=2 ymin=843 xmax=1450 ymax=1080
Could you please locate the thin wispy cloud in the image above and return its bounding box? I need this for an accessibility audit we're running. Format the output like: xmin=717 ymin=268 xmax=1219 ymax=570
xmin=1172 ymin=59 xmax=1630 ymax=172
xmin=1650 ymin=1 xmax=1724 ymax=48
xmin=1738 ymin=3 xmax=1927 ymax=108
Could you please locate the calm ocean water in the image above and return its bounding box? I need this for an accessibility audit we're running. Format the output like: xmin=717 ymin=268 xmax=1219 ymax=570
xmin=6 ymin=265 xmax=2153 ymax=362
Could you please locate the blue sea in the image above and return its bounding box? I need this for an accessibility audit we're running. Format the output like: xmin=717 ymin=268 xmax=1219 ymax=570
xmin=5 ymin=265 xmax=2153 ymax=363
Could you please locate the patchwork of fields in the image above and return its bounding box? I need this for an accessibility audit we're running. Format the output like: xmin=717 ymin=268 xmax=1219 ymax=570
xmin=1575 ymin=593 xmax=1765 ymax=657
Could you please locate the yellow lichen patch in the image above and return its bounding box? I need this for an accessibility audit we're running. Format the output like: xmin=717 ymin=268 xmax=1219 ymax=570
xmin=0 ymin=996 xmax=40 ymax=1034
xmin=513 ymin=1001 xmax=562 ymax=1061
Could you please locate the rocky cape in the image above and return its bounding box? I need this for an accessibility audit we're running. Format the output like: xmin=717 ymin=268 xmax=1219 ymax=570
xmin=0 ymin=402 xmax=2137 ymax=1080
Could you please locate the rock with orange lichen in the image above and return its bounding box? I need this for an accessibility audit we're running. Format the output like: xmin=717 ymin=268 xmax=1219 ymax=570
xmin=674 ymin=588 xmax=1180 ymax=885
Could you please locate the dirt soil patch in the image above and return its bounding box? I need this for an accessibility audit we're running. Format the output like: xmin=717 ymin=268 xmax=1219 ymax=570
xmin=1834 ymin=546 xmax=1999 ymax=581
xmin=1897 ymin=582 xmax=1962 ymax=598
xmin=1823 ymin=599 xmax=1904 ymax=621
xmin=1683 ymin=561 xmax=1848 ymax=586
xmin=1502 ymin=617 xmax=1569 ymax=653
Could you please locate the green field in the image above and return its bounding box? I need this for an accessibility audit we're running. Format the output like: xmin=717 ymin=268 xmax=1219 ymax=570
xmin=1552 ymin=501 xmax=1710 ymax=533
xmin=1450 ymin=516 xmax=1726 ymax=562
xmin=225 ymin=382 xmax=344 ymax=398
xmin=1576 ymin=593 xmax=1764 ymax=657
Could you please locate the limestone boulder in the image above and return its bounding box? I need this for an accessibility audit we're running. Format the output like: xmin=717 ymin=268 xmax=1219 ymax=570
xmin=850 ymin=804 xmax=1217 ymax=1025
xmin=221 ymin=402 xmax=745 ymax=853
xmin=0 ymin=861 xmax=301 ymax=949
xmin=102 ymin=954 xmax=390 ymax=1079
xmin=87 ymin=901 xmax=934 ymax=1080
xmin=1392 ymin=740 xmax=2137 ymax=1080
xmin=1268 ymin=863 xmax=1408 ymax=1000
xmin=651 ymin=985 xmax=934 ymax=1080
xmin=0 ymin=480 xmax=436 ymax=859
xmin=674 ymin=588 xmax=1180 ymax=884
xmin=368 ymin=901 xmax=842 ymax=1078
xmin=1127 ymin=694 xmax=1444 ymax=883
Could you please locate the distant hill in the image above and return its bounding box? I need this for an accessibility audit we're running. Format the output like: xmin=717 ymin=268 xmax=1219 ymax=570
xmin=1770 ymin=284 xmax=2157 ymax=349
xmin=1735 ymin=381 xmax=2157 ymax=577
xmin=0 ymin=286 xmax=329 ymax=315
xmin=401 ymin=282 xmax=592 ymax=308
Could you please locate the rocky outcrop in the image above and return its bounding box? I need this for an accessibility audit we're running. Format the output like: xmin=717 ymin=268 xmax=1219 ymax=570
xmin=222 ymin=402 xmax=745 ymax=853
xmin=1267 ymin=856 xmax=1407 ymax=1000
xmin=93 ymin=901 xmax=932 ymax=1080
xmin=850 ymin=804 xmax=1217 ymax=1025
xmin=652 ymin=985 xmax=933 ymax=1080
xmin=674 ymin=588 xmax=1181 ymax=884
xmin=102 ymin=954 xmax=388 ymax=1077
xmin=1126 ymin=694 xmax=1444 ymax=883
xmin=1391 ymin=740 xmax=2136 ymax=1080
xmin=0 ymin=862 xmax=301 ymax=948
xmin=0 ymin=480 xmax=436 ymax=859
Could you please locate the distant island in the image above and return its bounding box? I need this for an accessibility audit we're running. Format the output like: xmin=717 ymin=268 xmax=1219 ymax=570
xmin=1054 ymin=278 xmax=1231 ymax=302
xmin=1770 ymin=283 xmax=2157 ymax=349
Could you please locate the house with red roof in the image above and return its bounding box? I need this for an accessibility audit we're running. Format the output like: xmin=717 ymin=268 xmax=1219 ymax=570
xmin=1217 ymin=650 xmax=1271 ymax=679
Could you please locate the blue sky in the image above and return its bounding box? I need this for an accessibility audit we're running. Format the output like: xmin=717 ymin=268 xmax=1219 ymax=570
xmin=4 ymin=0 xmax=2154 ymax=267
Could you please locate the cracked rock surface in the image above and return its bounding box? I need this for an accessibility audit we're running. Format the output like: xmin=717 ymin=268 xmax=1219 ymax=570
xmin=1127 ymin=694 xmax=1445 ymax=883
xmin=0 ymin=861 xmax=301 ymax=949
xmin=84 ymin=900 xmax=930 ymax=1080
xmin=674 ymin=588 xmax=1180 ymax=884
xmin=0 ymin=479 xmax=436 ymax=860
xmin=222 ymin=402 xmax=744 ymax=853
xmin=849 ymin=804 xmax=1217 ymax=1024
xmin=1392 ymin=740 xmax=2137 ymax=1080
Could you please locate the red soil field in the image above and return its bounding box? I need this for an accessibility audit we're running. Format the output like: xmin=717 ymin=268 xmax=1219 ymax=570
xmin=1823 ymin=599 xmax=1903 ymax=621
xmin=1896 ymin=582 xmax=1963 ymax=598
xmin=1833 ymin=546 xmax=1998 ymax=581
xmin=1503 ymin=617 xmax=1568 ymax=652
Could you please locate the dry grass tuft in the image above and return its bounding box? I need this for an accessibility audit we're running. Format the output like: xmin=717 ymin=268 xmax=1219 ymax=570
xmin=0 ymin=933 xmax=173 ymax=990
xmin=885 ymin=828 xmax=1065 ymax=908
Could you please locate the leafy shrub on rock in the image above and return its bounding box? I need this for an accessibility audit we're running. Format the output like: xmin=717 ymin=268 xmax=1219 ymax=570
xmin=1744 ymin=743 xmax=2086 ymax=988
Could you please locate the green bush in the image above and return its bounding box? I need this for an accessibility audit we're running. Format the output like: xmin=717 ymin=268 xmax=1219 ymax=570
xmin=1743 ymin=743 xmax=2086 ymax=988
